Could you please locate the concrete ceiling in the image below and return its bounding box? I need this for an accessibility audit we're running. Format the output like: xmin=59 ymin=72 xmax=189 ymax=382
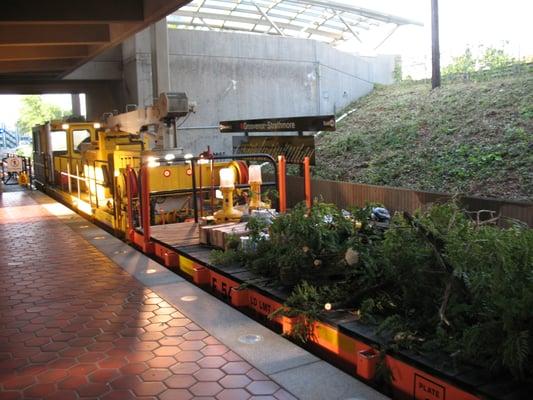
xmin=0 ymin=0 xmax=191 ymax=80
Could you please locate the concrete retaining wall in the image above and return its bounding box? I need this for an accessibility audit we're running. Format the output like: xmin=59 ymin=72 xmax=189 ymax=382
xmin=123 ymin=29 xmax=396 ymax=154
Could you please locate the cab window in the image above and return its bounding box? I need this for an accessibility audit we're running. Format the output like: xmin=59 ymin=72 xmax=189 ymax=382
xmin=51 ymin=131 xmax=67 ymax=152
xmin=73 ymin=129 xmax=91 ymax=152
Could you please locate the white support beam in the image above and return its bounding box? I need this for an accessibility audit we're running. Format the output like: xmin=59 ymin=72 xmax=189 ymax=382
xmin=197 ymin=16 xmax=213 ymax=30
xmin=337 ymin=12 xmax=362 ymax=43
xmin=252 ymin=1 xmax=285 ymax=36
xmin=374 ymin=24 xmax=399 ymax=50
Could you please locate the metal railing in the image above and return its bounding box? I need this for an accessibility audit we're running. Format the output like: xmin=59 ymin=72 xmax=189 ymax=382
xmin=125 ymin=153 xmax=281 ymax=251
xmin=53 ymin=154 xmax=109 ymax=211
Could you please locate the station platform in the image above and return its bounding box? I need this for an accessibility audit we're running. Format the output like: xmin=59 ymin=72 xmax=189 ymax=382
xmin=0 ymin=188 xmax=386 ymax=400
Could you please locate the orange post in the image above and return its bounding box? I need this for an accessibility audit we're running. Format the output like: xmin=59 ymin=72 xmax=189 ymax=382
xmin=357 ymin=349 xmax=378 ymax=380
xmin=140 ymin=164 xmax=153 ymax=253
xmin=278 ymin=155 xmax=286 ymax=213
xmin=304 ymin=156 xmax=311 ymax=209
xmin=125 ymin=166 xmax=134 ymax=241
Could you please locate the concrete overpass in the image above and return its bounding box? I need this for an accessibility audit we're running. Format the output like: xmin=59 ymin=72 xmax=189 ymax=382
xmin=0 ymin=0 xmax=191 ymax=117
xmin=0 ymin=0 xmax=190 ymax=78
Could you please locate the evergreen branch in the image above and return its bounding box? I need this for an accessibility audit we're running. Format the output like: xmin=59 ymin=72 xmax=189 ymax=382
xmin=330 ymin=281 xmax=394 ymax=309
xmin=403 ymin=211 xmax=455 ymax=327
xmin=403 ymin=211 xmax=452 ymax=274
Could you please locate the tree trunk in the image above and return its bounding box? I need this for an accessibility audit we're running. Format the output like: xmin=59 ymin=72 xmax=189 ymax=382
xmin=431 ymin=0 xmax=441 ymax=89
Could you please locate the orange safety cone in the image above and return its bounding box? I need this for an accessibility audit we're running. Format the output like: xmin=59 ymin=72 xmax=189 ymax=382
xmin=18 ymin=172 xmax=28 ymax=186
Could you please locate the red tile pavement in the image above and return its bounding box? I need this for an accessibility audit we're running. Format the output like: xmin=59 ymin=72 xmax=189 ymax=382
xmin=0 ymin=191 xmax=296 ymax=400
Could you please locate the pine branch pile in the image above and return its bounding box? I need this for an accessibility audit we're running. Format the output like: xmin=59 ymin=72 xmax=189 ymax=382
xmin=209 ymin=201 xmax=533 ymax=381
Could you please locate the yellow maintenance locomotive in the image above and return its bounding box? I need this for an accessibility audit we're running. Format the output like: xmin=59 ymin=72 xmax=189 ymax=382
xmin=32 ymin=93 xmax=263 ymax=236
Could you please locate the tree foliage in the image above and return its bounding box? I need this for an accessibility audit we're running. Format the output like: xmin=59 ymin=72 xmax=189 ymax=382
xmin=442 ymin=45 xmax=516 ymax=76
xmin=16 ymin=95 xmax=68 ymax=136
xmin=442 ymin=48 xmax=477 ymax=75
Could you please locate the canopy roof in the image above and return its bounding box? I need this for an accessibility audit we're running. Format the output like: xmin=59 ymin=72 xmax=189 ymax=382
xmin=168 ymin=0 xmax=422 ymax=48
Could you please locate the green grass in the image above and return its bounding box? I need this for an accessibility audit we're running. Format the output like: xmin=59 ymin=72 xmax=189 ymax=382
xmin=315 ymin=74 xmax=533 ymax=201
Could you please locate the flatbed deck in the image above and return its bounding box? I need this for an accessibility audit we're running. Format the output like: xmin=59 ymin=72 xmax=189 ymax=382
xmin=150 ymin=221 xmax=201 ymax=248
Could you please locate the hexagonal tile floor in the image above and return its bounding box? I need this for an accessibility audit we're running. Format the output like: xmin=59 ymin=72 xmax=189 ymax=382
xmin=0 ymin=191 xmax=296 ymax=400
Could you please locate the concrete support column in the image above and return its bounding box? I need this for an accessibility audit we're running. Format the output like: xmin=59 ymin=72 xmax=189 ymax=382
xmin=71 ymin=93 xmax=81 ymax=116
xmin=84 ymin=82 xmax=126 ymax=121
xmin=150 ymin=18 xmax=170 ymax=100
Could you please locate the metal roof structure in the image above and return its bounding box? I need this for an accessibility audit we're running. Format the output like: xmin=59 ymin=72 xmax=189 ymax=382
xmin=168 ymin=0 xmax=423 ymax=49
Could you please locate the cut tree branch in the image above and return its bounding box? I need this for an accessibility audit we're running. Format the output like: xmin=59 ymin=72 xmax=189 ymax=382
xmin=403 ymin=211 xmax=454 ymax=326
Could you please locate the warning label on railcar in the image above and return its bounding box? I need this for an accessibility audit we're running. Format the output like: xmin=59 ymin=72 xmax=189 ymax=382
xmin=414 ymin=374 xmax=445 ymax=400
xmin=6 ymin=156 xmax=23 ymax=172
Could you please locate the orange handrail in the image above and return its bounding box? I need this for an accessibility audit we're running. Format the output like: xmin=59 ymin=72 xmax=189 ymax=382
xmin=140 ymin=164 xmax=151 ymax=251
xmin=125 ymin=166 xmax=134 ymax=241
xmin=278 ymin=155 xmax=286 ymax=213
xmin=304 ymin=156 xmax=311 ymax=209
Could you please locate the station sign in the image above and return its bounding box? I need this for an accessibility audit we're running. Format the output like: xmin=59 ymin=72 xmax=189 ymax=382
xmin=220 ymin=115 xmax=335 ymax=133
xmin=222 ymin=115 xmax=335 ymax=164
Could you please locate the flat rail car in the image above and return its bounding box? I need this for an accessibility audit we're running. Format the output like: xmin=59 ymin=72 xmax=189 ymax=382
xmin=135 ymin=222 xmax=531 ymax=400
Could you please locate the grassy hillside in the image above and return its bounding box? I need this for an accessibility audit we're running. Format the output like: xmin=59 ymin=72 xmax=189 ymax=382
xmin=315 ymin=73 xmax=533 ymax=201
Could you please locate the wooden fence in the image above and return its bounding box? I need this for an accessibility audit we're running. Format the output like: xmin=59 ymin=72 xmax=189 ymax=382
xmin=284 ymin=175 xmax=533 ymax=226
